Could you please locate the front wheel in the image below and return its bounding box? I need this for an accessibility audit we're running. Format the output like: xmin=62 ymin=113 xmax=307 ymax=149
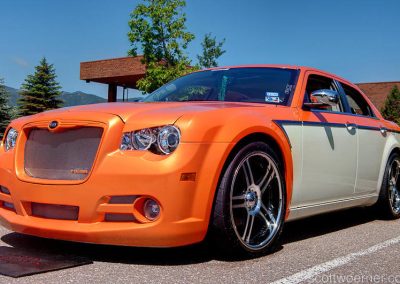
xmin=210 ymin=142 xmax=286 ymax=257
xmin=376 ymin=152 xmax=400 ymax=219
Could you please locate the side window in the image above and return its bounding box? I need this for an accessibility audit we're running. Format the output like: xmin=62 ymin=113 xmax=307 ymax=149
xmin=340 ymin=83 xmax=373 ymax=117
xmin=304 ymin=74 xmax=344 ymax=112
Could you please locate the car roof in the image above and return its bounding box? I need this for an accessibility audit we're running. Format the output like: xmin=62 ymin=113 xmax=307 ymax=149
xmin=204 ymin=65 xmax=354 ymax=87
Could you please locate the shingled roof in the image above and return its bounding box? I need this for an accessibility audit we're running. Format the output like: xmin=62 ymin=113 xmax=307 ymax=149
xmin=356 ymin=82 xmax=400 ymax=110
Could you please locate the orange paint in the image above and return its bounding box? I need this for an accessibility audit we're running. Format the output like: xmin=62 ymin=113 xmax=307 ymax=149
xmin=0 ymin=65 xmax=398 ymax=247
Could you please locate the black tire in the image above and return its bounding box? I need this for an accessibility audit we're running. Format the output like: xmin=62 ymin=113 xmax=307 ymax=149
xmin=376 ymin=152 xmax=400 ymax=220
xmin=210 ymin=142 xmax=286 ymax=257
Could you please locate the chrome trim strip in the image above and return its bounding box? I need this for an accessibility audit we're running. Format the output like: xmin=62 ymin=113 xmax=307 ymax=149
xmin=273 ymin=119 xmax=399 ymax=134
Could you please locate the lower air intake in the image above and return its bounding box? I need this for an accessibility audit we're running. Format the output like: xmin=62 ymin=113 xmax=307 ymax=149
xmin=31 ymin=203 xmax=79 ymax=221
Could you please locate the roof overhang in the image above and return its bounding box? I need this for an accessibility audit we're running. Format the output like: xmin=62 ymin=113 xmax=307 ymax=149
xmin=80 ymin=56 xmax=146 ymax=89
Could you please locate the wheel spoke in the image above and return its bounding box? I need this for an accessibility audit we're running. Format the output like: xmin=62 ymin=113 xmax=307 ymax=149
xmin=232 ymin=194 xmax=245 ymax=200
xmin=258 ymin=163 xmax=272 ymax=190
xmin=241 ymin=213 xmax=250 ymax=239
xmin=394 ymin=190 xmax=400 ymax=207
xmin=242 ymin=159 xmax=254 ymax=186
xmin=261 ymin=170 xmax=276 ymax=194
xmin=390 ymin=187 xmax=396 ymax=204
xmin=390 ymin=161 xmax=400 ymax=184
xmin=242 ymin=213 xmax=255 ymax=242
xmin=394 ymin=163 xmax=400 ymax=184
xmin=244 ymin=215 xmax=255 ymax=243
xmin=232 ymin=194 xmax=246 ymax=209
xmin=261 ymin=203 xmax=276 ymax=226
xmin=258 ymin=210 xmax=271 ymax=230
xmin=232 ymin=203 xmax=246 ymax=209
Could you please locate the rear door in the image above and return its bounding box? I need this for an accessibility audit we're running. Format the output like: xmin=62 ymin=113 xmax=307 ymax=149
xmin=291 ymin=73 xmax=358 ymax=208
xmin=338 ymin=81 xmax=387 ymax=194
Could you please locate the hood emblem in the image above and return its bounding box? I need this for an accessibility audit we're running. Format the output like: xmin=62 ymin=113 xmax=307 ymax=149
xmin=49 ymin=121 xmax=58 ymax=129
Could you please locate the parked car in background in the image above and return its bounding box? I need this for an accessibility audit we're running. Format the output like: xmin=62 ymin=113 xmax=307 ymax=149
xmin=0 ymin=65 xmax=399 ymax=257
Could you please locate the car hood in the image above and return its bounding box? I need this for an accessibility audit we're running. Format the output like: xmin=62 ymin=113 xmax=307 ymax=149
xmin=49 ymin=101 xmax=266 ymax=124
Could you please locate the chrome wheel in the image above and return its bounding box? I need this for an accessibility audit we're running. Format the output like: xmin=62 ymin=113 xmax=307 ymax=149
xmin=388 ymin=158 xmax=400 ymax=214
xmin=230 ymin=151 xmax=283 ymax=250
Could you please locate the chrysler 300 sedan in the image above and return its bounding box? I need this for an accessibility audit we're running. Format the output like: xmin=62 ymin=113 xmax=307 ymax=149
xmin=0 ymin=65 xmax=399 ymax=256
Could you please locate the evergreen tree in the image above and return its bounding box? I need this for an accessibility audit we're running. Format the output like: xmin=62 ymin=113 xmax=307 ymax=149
xmin=197 ymin=33 xmax=226 ymax=68
xmin=18 ymin=58 xmax=63 ymax=116
xmin=0 ymin=78 xmax=12 ymax=138
xmin=381 ymin=85 xmax=400 ymax=125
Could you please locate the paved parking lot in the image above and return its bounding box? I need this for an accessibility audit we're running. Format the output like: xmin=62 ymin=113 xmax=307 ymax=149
xmin=0 ymin=207 xmax=399 ymax=283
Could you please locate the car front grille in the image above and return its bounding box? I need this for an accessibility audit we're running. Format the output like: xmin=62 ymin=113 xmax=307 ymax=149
xmin=24 ymin=127 xmax=103 ymax=180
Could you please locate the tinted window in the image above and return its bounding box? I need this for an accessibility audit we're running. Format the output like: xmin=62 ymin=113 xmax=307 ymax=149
xmin=304 ymin=74 xmax=344 ymax=112
xmin=341 ymin=83 xmax=373 ymax=117
xmin=145 ymin=68 xmax=299 ymax=105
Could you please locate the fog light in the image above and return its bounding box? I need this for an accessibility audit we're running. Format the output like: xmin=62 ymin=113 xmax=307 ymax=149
xmin=143 ymin=199 xmax=160 ymax=221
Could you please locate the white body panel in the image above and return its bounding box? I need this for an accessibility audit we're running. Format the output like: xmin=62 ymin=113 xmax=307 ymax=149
xmin=280 ymin=121 xmax=400 ymax=222
xmin=356 ymin=128 xmax=387 ymax=194
xmin=296 ymin=123 xmax=357 ymax=206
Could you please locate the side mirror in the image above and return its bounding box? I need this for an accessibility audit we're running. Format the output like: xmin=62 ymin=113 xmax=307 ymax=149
xmin=303 ymin=89 xmax=339 ymax=108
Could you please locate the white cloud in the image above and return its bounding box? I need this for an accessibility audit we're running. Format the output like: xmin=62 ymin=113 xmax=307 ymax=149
xmin=13 ymin=57 xmax=29 ymax=67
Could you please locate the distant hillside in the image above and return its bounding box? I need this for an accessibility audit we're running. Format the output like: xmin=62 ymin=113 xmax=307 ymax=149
xmin=4 ymin=86 xmax=107 ymax=107
xmin=61 ymin=91 xmax=106 ymax=106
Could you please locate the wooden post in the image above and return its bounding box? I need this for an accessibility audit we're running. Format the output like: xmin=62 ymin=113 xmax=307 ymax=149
xmin=108 ymin=84 xmax=117 ymax=102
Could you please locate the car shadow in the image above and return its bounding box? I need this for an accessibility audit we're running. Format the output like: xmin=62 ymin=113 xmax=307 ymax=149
xmin=0 ymin=207 xmax=380 ymax=265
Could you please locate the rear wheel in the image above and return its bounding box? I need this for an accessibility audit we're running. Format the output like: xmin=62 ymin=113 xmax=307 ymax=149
xmin=210 ymin=142 xmax=286 ymax=257
xmin=377 ymin=152 xmax=400 ymax=219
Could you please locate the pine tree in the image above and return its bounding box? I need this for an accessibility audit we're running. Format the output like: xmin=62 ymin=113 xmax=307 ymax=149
xmin=0 ymin=78 xmax=12 ymax=138
xmin=197 ymin=33 xmax=226 ymax=69
xmin=381 ymin=86 xmax=400 ymax=125
xmin=18 ymin=57 xmax=63 ymax=116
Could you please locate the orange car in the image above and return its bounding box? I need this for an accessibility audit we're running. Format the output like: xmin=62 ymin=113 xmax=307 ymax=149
xmin=0 ymin=65 xmax=399 ymax=256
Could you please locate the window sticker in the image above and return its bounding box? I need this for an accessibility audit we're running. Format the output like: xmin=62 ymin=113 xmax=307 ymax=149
xmin=265 ymin=92 xmax=281 ymax=103
xmin=285 ymin=84 xmax=294 ymax=95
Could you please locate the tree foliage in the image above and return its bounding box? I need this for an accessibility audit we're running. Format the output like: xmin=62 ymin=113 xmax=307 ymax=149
xmin=18 ymin=58 xmax=63 ymax=116
xmin=0 ymin=78 xmax=12 ymax=137
xmin=381 ymin=85 xmax=400 ymax=125
xmin=128 ymin=0 xmax=195 ymax=93
xmin=128 ymin=0 xmax=194 ymax=65
xmin=197 ymin=33 xmax=226 ymax=69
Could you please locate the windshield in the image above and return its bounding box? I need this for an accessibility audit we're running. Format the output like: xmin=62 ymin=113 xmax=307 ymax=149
xmin=144 ymin=68 xmax=299 ymax=105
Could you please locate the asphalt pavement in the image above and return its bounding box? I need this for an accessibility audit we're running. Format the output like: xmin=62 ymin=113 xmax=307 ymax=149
xmin=0 ymin=207 xmax=399 ymax=284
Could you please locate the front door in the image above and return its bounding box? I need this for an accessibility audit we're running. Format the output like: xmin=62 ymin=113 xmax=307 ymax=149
xmin=291 ymin=73 xmax=358 ymax=208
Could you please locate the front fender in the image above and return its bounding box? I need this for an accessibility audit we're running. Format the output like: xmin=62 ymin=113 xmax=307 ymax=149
xmin=175 ymin=108 xmax=295 ymax=220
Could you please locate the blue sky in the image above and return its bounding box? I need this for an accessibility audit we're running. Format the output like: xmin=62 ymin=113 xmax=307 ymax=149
xmin=1 ymin=0 xmax=399 ymax=98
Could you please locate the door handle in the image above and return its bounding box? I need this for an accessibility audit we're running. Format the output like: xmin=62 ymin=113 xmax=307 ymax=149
xmin=345 ymin=123 xmax=357 ymax=131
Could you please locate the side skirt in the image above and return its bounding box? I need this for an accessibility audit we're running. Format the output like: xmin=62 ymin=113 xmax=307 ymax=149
xmin=286 ymin=194 xmax=379 ymax=222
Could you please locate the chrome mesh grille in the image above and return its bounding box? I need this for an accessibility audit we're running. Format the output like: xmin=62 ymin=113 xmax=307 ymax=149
xmin=24 ymin=127 xmax=103 ymax=180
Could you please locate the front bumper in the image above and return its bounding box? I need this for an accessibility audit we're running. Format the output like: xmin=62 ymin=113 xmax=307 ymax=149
xmin=0 ymin=142 xmax=230 ymax=247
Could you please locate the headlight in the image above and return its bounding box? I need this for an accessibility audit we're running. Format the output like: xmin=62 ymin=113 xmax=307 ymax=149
xmin=120 ymin=125 xmax=180 ymax=155
xmin=157 ymin=125 xmax=180 ymax=154
xmin=5 ymin=128 xmax=18 ymax=151
xmin=132 ymin=128 xmax=156 ymax=151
